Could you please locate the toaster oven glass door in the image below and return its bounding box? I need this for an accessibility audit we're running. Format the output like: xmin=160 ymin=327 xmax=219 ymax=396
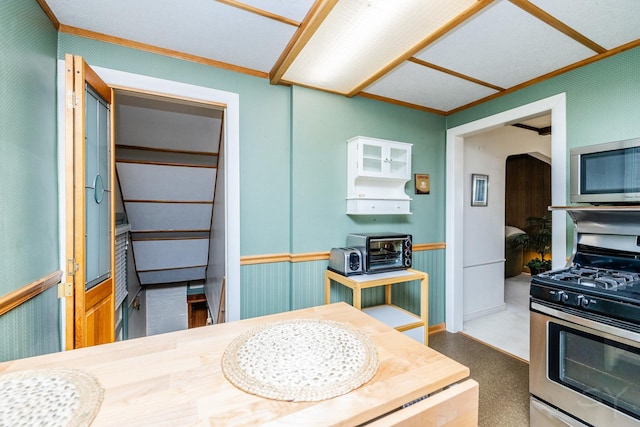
xmin=368 ymin=238 xmax=404 ymax=271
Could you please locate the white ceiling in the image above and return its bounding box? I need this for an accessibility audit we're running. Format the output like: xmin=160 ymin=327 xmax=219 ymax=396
xmin=43 ymin=0 xmax=640 ymax=114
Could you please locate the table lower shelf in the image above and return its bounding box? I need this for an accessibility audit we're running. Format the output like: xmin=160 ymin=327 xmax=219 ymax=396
xmin=362 ymin=304 xmax=425 ymax=344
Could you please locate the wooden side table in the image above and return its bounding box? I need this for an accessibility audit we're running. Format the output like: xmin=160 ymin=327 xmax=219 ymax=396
xmin=324 ymin=268 xmax=429 ymax=345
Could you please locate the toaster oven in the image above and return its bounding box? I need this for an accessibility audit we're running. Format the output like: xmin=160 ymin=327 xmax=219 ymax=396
xmin=346 ymin=232 xmax=412 ymax=274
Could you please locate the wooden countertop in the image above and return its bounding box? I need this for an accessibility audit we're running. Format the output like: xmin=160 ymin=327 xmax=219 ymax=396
xmin=0 ymin=302 xmax=469 ymax=426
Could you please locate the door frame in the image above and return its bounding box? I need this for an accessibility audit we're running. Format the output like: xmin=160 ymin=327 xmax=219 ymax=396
xmin=58 ymin=63 xmax=241 ymax=346
xmin=445 ymin=93 xmax=567 ymax=332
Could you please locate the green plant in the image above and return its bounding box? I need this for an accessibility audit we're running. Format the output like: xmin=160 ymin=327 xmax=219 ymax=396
xmin=512 ymin=215 xmax=552 ymax=273
xmin=524 ymin=257 xmax=553 ymax=273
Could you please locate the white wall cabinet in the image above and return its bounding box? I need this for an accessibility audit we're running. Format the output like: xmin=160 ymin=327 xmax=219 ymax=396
xmin=347 ymin=136 xmax=412 ymax=214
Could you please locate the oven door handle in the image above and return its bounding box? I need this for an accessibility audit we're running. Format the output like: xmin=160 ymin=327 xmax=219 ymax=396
xmin=531 ymin=301 xmax=640 ymax=343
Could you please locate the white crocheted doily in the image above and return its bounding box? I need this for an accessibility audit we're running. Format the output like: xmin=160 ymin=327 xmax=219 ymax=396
xmin=0 ymin=368 xmax=103 ymax=427
xmin=222 ymin=319 xmax=379 ymax=402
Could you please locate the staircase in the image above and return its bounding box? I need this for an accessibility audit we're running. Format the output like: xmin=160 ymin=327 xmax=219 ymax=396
xmin=114 ymin=91 xmax=223 ymax=288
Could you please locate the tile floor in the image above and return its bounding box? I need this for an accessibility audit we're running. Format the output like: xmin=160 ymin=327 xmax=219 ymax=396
xmin=462 ymin=274 xmax=531 ymax=362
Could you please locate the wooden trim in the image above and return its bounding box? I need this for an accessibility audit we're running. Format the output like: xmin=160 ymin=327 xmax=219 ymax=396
xmin=0 ymin=271 xmax=63 ymax=317
xmin=216 ymin=0 xmax=301 ymax=27
xmin=59 ymin=25 xmax=268 ymax=79
xmin=347 ymin=0 xmax=495 ymax=97
xmin=408 ymin=57 xmax=504 ymax=92
xmin=290 ymin=251 xmax=330 ymax=263
xmin=115 ymin=159 xmax=216 ymax=168
xmin=83 ymin=60 xmax=112 ymax=103
xmin=413 ymin=242 xmax=446 ymax=251
xmin=116 ymin=144 xmax=218 ymax=157
xmin=428 ymin=322 xmax=446 ymax=335
xmin=241 ymin=253 xmax=292 ymax=265
xmin=112 ymin=86 xmax=228 ymax=110
xmin=64 ymin=54 xmax=75 ymax=349
xmin=73 ymin=54 xmax=88 ymax=348
xmin=36 ymin=0 xmax=60 ymax=29
xmin=448 ymin=38 xmax=640 ymax=115
xmin=509 ymin=0 xmax=606 ymax=54
xmin=269 ymin=0 xmax=340 ymax=84
xmin=357 ymin=91 xmax=447 ymax=116
xmin=240 ymin=243 xmax=447 ymax=265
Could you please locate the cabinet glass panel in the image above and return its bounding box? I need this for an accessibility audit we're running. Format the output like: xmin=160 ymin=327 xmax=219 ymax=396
xmin=362 ymin=144 xmax=383 ymax=173
xmin=389 ymin=147 xmax=409 ymax=175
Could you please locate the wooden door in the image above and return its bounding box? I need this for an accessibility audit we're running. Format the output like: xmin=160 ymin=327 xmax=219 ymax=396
xmin=64 ymin=54 xmax=115 ymax=349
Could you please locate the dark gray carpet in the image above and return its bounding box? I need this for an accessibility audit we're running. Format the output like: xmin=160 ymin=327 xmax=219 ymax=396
xmin=429 ymin=331 xmax=529 ymax=427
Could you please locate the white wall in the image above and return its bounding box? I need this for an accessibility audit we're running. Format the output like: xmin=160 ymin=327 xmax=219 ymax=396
xmin=205 ymin=132 xmax=226 ymax=323
xmin=146 ymin=284 xmax=188 ymax=335
xmin=463 ymin=125 xmax=550 ymax=320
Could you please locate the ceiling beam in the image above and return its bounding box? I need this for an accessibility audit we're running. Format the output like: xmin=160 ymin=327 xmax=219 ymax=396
xmin=269 ymin=0 xmax=340 ymax=85
xmin=512 ymin=123 xmax=551 ymax=135
xmin=408 ymin=57 xmax=504 ymax=92
xmin=215 ymin=0 xmax=301 ymax=27
xmin=509 ymin=0 xmax=606 ymax=54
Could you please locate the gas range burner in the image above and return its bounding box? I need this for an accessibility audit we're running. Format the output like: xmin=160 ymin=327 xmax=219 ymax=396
xmin=541 ymin=265 xmax=640 ymax=291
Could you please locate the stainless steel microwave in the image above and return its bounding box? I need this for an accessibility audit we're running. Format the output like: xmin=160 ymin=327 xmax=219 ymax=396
xmin=346 ymin=232 xmax=412 ymax=274
xmin=570 ymin=137 xmax=640 ymax=204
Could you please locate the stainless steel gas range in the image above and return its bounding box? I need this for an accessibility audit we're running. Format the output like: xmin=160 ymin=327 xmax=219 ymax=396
xmin=529 ymin=207 xmax=640 ymax=427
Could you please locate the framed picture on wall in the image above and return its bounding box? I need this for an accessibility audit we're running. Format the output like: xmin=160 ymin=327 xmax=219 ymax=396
xmin=414 ymin=174 xmax=430 ymax=194
xmin=471 ymin=174 xmax=488 ymax=206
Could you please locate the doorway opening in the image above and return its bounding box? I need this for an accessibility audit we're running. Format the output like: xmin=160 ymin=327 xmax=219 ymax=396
xmin=113 ymin=89 xmax=225 ymax=338
xmin=56 ymin=63 xmax=241 ymax=347
xmin=455 ymin=120 xmax=551 ymax=361
xmin=445 ymin=94 xmax=567 ymax=361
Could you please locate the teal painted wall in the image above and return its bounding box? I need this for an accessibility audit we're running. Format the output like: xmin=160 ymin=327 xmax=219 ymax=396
xmin=0 ymin=0 xmax=60 ymax=361
xmin=290 ymin=86 xmax=446 ymax=252
xmin=448 ymin=47 xmax=640 ymax=151
xmin=242 ymin=248 xmax=446 ymax=325
xmin=58 ymin=33 xmax=294 ymax=258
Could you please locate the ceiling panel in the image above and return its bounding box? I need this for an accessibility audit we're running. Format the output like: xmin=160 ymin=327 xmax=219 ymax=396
xmin=43 ymin=0 xmax=640 ymax=113
xmin=530 ymin=0 xmax=640 ymax=49
xmin=240 ymin=0 xmax=315 ymax=22
xmin=365 ymin=61 xmax=498 ymax=112
xmin=415 ymin=0 xmax=596 ymax=89
xmin=48 ymin=0 xmax=298 ymax=72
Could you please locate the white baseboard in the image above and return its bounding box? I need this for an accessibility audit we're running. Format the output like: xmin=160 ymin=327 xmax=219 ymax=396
xmin=463 ymin=303 xmax=506 ymax=322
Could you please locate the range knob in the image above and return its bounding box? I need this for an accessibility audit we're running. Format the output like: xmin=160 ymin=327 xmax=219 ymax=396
xmin=576 ymin=295 xmax=589 ymax=308
xmin=554 ymin=291 xmax=569 ymax=303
